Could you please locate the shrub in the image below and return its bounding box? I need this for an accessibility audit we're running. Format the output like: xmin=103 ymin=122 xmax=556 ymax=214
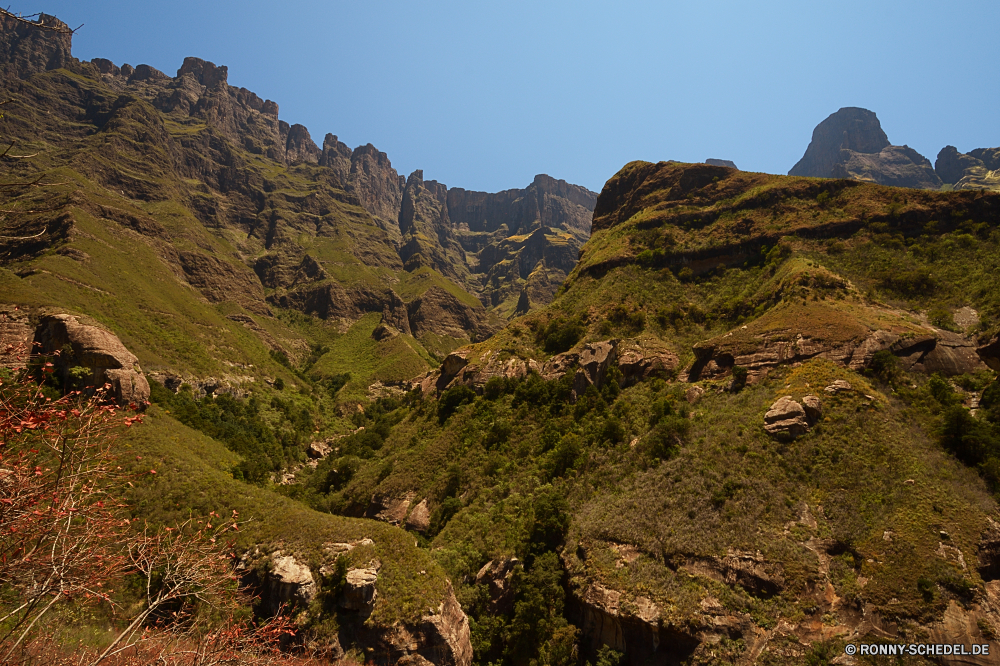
xmin=928 ymin=374 xmax=958 ymax=407
xmin=537 ymin=318 xmax=584 ymax=354
xmin=642 ymin=414 xmax=690 ymax=461
xmin=731 ymin=365 xmax=748 ymax=391
xmin=438 ymin=384 xmax=476 ymax=423
xmin=868 ymin=350 xmax=902 ymax=386
xmin=928 ymin=307 xmax=957 ymax=331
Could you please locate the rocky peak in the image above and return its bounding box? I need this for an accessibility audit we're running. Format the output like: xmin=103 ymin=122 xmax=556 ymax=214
xmin=280 ymin=122 xmax=321 ymax=164
xmin=705 ymin=158 xmax=738 ymax=169
xmin=790 ymin=107 xmax=889 ymax=178
xmin=0 ymin=11 xmax=72 ymax=77
xmin=937 ymin=146 xmax=1000 ymax=192
xmin=177 ymin=56 xmax=228 ymax=88
xmin=790 ymin=107 xmax=940 ymax=189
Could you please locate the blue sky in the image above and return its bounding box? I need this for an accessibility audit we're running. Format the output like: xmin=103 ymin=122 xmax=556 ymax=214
xmin=27 ymin=1 xmax=1000 ymax=193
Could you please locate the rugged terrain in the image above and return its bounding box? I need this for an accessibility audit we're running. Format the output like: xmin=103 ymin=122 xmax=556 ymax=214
xmin=5 ymin=10 xmax=1000 ymax=666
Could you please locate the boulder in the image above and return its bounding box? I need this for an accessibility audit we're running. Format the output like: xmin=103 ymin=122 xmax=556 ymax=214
xmin=824 ymin=379 xmax=853 ymax=394
xmin=265 ymin=554 xmax=316 ymax=615
xmin=802 ymin=395 xmax=822 ymax=422
xmin=32 ymin=314 xmax=149 ymax=408
xmin=307 ymin=439 xmax=333 ymax=459
xmin=764 ymin=396 xmax=809 ymax=440
xmin=685 ymin=385 xmax=705 ymax=404
xmin=405 ymin=499 xmax=431 ymax=533
xmin=341 ymin=566 xmax=378 ymax=613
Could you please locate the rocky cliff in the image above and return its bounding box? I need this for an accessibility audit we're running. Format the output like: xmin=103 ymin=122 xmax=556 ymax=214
xmin=936 ymin=145 xmax=1000 ymax=192
xmin=0 ymin=12 xmax=594 ymax=392
xmin=790 ymin=107 xmax=941 ymax=189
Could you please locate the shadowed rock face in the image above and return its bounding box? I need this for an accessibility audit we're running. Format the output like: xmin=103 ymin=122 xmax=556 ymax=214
xmin=790 ymin=107 xmax=941 ymax=189
xmin=790 ymin=107 xmax=889 ymax=178
xmin=0 ymin=12 xmax=71 ymax=77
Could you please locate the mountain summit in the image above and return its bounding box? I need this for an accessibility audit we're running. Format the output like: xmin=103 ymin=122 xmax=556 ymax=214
xmin=790 ymin=107 xmax=941 ymax=189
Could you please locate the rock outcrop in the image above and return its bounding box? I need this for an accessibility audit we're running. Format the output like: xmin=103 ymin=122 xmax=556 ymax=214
xmin=790 ymin=107 xmax=941 ymax=189
xmin=264 ymin=553 xmax=317 ymax=615
xmin=475 ymin=558 xmax=520 ymax=615
xmin=405 ymin=499 xmax=431 ymax=533
xmin=365 ymin=492 xmax=416 ymax=525
xmin=936 ymin=145 xmax=1000 ymax=192
xmin=0 ymin=306 xmax=32 ymax=368
xmin=936 ymin=145 xmax=985 ymax=185
xmin=705 ymin=158 xmax=737 ymax=169
xmin=413 ymin=337 xmax=679 ymax=398
xmin=358 ymin=581 xmax=472 ymax=666
xmin=764 ymin=396 xmax=810 ymax=440
xmin=689 ymin=311 xmax=986 ymax=384
xmin=32 ymin=314 xmax=150 ymax=407
xmin=0 ymin=11 xmax=72 ymax=78
xmin=341 ymin=566 xmax=379 ymax=613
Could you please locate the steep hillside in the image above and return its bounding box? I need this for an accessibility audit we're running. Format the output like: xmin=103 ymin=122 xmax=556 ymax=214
xmin=297 ymin=160 xmax=1000 ymax=664
xmin=0 ymin=12 xmax=595 ymax=400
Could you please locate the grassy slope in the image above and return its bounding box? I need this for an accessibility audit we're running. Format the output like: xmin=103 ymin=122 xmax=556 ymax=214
xmin=120 ymin=405 xmax=448 ymax=627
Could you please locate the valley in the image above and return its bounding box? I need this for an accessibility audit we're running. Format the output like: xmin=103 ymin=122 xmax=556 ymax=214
xmin=3 ymin=9 xmax=1000 ymax=666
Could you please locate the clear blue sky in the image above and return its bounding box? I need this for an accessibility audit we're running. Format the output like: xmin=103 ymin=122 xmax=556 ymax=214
xmin=24 ymin=0 xmax=1000 ymax=193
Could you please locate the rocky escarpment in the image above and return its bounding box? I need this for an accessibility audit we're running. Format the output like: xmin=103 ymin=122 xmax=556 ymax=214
xmin=563 ymin=538 xmax=1000 ymax=666
xmin=689 ymin=311 xmax=988 ymax=385
xmin=0 ymin=15 xmax=590 ymax=366
xmin=790 ymin=107 xmax=941 ymax=189
xmin=0 ymin=11 xmax=71 ymax=77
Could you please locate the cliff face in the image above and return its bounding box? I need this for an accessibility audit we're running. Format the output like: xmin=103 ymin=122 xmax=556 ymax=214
xmin=790 ymin=107 xmax=941 ymax=189
xmin=399 ymin=172 xmax=596 ymax=314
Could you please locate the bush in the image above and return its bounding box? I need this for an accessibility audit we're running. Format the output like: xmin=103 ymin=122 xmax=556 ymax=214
xmin=731 ymin=365 xmax=748 ymax=391
xmin=538 ymin=318 xmax=585 ymax=354
xmin=643 ymin=415 xmax=690 ymax=461
xmin=928 ymin=374 xmax=958 ymax=407
xmin=928 ymin=307 xmax=957 ymax=331
xmin=547 ymin=433 xmax=582 ymax=478
xmin=438 ymin=384 xmax=476 ymax=423
xmin=868 ymin=350 xmax=902 ymax=386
